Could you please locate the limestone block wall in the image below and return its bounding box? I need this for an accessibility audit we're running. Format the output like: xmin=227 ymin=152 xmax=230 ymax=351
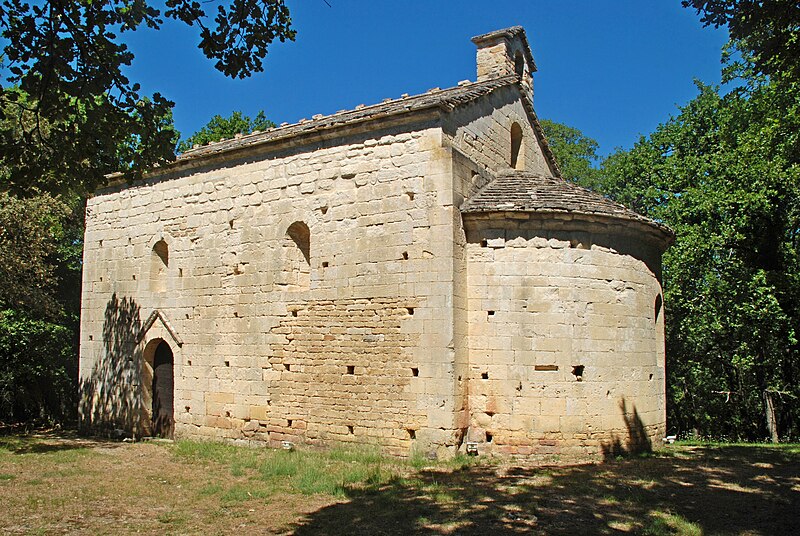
xmin=464 ymin=214 xmax=667 ymax=457
xmin=449 ymin=152 xmax=491 ymax=438
xmin=476 ymin=42 xmax=517 ymax=82
xmin=78 ymin=80 xmax=669 ymax=459
xmin=475 ymin=39 xmax=534 ymax=98
xmin=79 ymin=119 xmax=465 ymax=456
xmin=444 ymin=101 xmax=554 ymax=443
xmin=444 ymin=86 xmax=552 ymax=177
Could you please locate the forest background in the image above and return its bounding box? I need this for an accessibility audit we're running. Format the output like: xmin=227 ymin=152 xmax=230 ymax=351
xmin=0 ymin=1 xmax=797 ymax=442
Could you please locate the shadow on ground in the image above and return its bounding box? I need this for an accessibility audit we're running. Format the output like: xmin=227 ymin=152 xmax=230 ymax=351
xmin=0 ymin=430 xmax=122 ymax=454
xmin=290 ymin=445 xmax=800 ymax=535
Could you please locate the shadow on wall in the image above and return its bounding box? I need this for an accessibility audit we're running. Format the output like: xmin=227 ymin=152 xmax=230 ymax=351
xmin=601 ymin=397 xmax=653 ymax=460
xmin=78 ymin=293 xmax=144 ymax=437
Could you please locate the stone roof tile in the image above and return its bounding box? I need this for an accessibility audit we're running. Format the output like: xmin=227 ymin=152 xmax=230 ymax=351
xmin=461 ymin=170 xmax=673 ymax=239
xmin=179 ymin=75 xmax=520 ymax=162
xmin=471 ymin=26 xmax=527 ymax=42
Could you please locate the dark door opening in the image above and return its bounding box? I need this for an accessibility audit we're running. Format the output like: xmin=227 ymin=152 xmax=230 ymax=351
xmin=152 ymin=341 xmax=174 ymax=438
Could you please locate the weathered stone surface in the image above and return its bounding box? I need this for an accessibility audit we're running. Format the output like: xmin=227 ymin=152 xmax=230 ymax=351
xmin=78 ymin=26 xmax=669 ymax=459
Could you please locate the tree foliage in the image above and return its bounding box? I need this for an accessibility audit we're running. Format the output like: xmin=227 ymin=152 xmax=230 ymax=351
xmin=540 ymin=119 xmax=603 ymax=189
xmin=0 ymin=0 xmax=295 ymax=195
xmin=682 ymin=0 xmax=800 ymax=80
xmin=177 ymin=110 xmax=276 ymax=153
xmin=542 ymin=20 xmax=800 ymax=440
xmin=600 ymin=71 xmax=800 ymax=440
xmin=0 ymin=1 xmax=294 ymax=424
xmin=0 ymin=191 xmax=71 ymax=316
xmin=0 ymin=309 xmax=77 ymax=424
xmin=0 ymin=191 xmax=82 ymax=424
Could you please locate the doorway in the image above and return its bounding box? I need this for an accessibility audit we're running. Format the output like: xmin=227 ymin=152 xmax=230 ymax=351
xmin=151 ymin=340 xmax=174 ymax=438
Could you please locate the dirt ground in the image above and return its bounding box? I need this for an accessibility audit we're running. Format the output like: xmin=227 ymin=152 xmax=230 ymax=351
xmin=0 ymin=432 xmax=797 ymax=535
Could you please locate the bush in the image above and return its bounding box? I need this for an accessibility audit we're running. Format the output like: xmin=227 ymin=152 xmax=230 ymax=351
xmin=0 ymin=309 xmax=77 ymax=424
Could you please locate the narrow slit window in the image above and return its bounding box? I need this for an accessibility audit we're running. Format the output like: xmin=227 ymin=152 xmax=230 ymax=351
xmin=150 ymin=239 xmax=169 ymax=292
xmin=281 ymin=221 xmax=311 ymax=290
xmin=511 ymin=122 xmax=524 ymax=170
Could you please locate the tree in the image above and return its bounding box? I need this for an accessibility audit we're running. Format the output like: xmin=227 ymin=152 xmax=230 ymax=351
xmin=0 ymin=191 xmax=83 ymax=424
xmin=0 ymin=191 xmax=71 ymax=317
xmin=0 ymin=2 xmax=293 ymax=424
xmin=0 ymin=1 xmax=295 ymax=195
xmin=540 ymin=119 xmax=604 ymax=190
xmin=682 ymin=0 xmax=800 ymax=80
xmin=0 ymin=308 xmax=77 ymax=424
xmin=600 ymin=74 xmax=800 ymax=441
xmin=177 ymin=110 xmax=276 ymax=153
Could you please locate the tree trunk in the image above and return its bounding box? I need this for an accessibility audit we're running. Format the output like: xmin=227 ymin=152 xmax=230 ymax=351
xmin=764 ymin=390 xmax=779 ymax=443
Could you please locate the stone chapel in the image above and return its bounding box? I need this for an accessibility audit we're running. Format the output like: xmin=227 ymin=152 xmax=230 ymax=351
xmin=79 ymin=27 xmax=673 ymax=458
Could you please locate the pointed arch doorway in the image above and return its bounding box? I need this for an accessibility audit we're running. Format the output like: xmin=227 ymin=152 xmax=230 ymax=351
xmin=144 ymin=339 xmax=175 ymax=438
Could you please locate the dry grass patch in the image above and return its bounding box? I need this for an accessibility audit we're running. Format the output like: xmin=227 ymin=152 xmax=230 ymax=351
xmin=0 ymin=433 xmax=798 ymax=535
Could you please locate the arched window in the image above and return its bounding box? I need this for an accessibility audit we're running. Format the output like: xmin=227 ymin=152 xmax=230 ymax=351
xmin=281 ymin=221 xmax=310 ymax=290
xmin=150 ymin=239 xmax=168 ymax=292
xmin=510 ymin=122 xmax=524 ymax=170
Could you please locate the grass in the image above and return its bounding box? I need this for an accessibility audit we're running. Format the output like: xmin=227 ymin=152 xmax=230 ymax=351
xmin=642 ymin=511 xmax=703 ymax=536
xmin=0 ymin=433 xmax=798 ymax=535
xmin=175 ymin=440 xmax=408 ymax=497
xmin=676 ymin=438 xmax=800 ymax=449
xmin=155 ymin=509 xmax=189 ymax=527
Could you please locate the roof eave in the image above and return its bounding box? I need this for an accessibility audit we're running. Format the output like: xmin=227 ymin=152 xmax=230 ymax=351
xmin=102 ymin=105 xmax=446 ymax=188
xmin=102 ymin=76 xmax=522 ymax=189
xmin=462 ymin=207 xmax=675 ymax=247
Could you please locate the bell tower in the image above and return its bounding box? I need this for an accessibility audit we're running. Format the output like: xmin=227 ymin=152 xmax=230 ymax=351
xmin=472 ymin=26 xmax=536 ymax=101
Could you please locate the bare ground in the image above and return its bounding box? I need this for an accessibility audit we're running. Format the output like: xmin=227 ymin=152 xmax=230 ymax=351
xmin=0 ymin=432 xmax=797 ymax=535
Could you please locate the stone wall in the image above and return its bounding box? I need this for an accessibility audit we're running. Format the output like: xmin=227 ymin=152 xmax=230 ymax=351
xmin=240 ymin=297 xmax=421 ymax=453
xmin=474 ymin=31 xmax=534 ymax=99
xmin=80 ymin=118 xmax=465 ymax=456
xmin=445 ymin=86 xmax=553 ymax=177
xmin=79 ymin=81 xmax=668 ymax=459
xmin=464 ymin=214 xmax=667 ymax=457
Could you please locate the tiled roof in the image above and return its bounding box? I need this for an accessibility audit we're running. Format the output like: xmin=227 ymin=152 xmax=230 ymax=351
xmin=472 ymin=26 xmax=528 ymax=42
xmin=461 ymin=170 xmax=673 ymax=238
xmin=178 ymin=75 xmax=521 ymax=162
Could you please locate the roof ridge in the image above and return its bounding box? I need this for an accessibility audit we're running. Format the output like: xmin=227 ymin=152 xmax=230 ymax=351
xmin=179 ymin=74 xmax=520 ymax=159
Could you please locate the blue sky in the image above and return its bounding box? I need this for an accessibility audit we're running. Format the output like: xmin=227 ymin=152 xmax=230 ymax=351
xmin=123 ymin=1 xmax=728 ymax=157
